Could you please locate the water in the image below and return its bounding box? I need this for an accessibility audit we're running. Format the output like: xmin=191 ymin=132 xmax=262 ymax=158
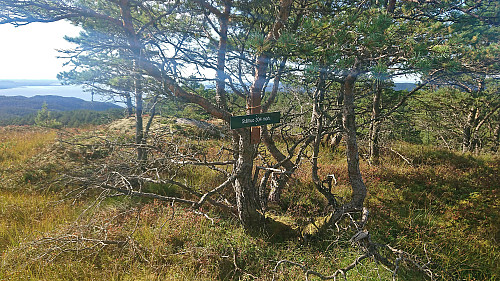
xmin=0 ymin=84 xmax=108 ymax=102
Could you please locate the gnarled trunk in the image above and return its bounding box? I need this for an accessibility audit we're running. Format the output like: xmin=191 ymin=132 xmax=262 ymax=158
xmin=311 ymin=70 xmax=337 ymax=206
xmin=233 ymin=130 xmax=264 ymax=229
xmin=462 ymin=106 xmax=478 ymax=153
xmin=302 ymin=71 xmax=368 ymax=237
xmin=343 ymin=72 xmax=367 ymax=209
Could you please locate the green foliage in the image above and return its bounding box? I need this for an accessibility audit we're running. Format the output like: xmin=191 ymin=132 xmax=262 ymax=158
xmin=408 ymin=84 xmax=499 ymax=150
xmin=1 ymin=108 xmax=125 ymax=128
xmin=34 ymin=102 xmax=62 ymax=129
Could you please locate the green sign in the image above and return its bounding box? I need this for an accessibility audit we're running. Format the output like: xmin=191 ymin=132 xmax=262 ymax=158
xmin=230 ymin=112 xmax=281 ymax=129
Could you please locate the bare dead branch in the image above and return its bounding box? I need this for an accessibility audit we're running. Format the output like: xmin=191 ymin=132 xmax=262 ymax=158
xmin=275 ymin=208 xmax=435 ymax=281
xmin=256 ymin=166 xmax=293 ymax=174
xmin=194 ymin=173 xmax=237 ymax=208
xmin=386 ymin=146 xmax=414 ymax=167
xmin=273 ymin=253 xmax=370 ymax=281
xmin=100 ymin=183 xmax=198 ymax=205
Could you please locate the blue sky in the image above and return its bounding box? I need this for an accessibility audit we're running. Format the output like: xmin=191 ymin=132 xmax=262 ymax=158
xmin=0 ymin=21 xmax=80 ymax=80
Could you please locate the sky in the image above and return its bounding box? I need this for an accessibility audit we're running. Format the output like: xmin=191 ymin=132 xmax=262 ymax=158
xmin=0 ymin=20 xmax=418 ymax=83
xmin=0 ymin=21 xmax=81 ymax=80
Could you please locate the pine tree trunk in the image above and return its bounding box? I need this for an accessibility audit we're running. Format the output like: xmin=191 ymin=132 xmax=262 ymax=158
xmin=343 ymin=72 xmax=367 ymax=209
xmin=494 ymin=122 xmax=500 ymax=152
xmin=215 ymin=2 xmax=230 ymax=110
xmin=233 ymin=130 xmax=264 ymax=230
xmin=262 ymin=126 xmax=294 ymax=203
xmin=462 ymin=106 xmax=477 ymax=153
xmin=369 ymin=82 xmax=382 ymax=165
xmin=311 ymin=70 xmax=337 ymax=206
xmin=120 ymin=0 xmax=146 ymax=162
xmin=126 ymin=94 xmax=134 ymax=117
xmin=302 ymin=74 xmax=368 ymax=236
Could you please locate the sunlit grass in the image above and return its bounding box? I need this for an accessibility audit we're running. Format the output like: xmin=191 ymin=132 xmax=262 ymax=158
xmin=0 ymin=190 xmax=78 ymax=248
xmin=0 ymin=127 xmax=57 ymax=168
xmin=0 ymin=126 xmax=498 ymax=280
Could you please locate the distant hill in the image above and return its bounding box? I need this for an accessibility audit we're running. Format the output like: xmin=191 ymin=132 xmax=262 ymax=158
xmin=0 ymin=95 xmax=121 ymax=120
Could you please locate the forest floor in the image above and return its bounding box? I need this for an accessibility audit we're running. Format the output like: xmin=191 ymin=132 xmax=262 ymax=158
xmin=0 ymin=125 xmax=498 ymax=280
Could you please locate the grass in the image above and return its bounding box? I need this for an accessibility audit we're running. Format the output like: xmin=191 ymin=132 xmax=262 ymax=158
xmin=0 ymin=126 xmax=57 ymax=168
xmin=362 ymin=143 xmax=500 ymax=280
xmin=0 ymin=126 xmax=498 ymax=280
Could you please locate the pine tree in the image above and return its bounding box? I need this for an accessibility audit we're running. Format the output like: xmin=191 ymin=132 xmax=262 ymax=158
xmin=34 ymin=102 xmax=62 ymax=128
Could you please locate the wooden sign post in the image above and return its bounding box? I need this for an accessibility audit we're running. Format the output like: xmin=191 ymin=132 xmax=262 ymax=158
xmin=250 ymin=90 xmax=261 ymax=144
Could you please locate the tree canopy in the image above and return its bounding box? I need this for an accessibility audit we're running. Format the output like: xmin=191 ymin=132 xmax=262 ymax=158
xmin=1 ymin=0 xmax=498 ymax=232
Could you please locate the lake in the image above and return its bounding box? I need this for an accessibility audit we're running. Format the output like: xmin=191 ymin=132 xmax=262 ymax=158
xmin=0 ymin=84 xmax=110 ymax=102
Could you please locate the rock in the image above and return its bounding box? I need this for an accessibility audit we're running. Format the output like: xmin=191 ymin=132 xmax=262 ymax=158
xmin=175 ymin=118 xmax=223 ymax=138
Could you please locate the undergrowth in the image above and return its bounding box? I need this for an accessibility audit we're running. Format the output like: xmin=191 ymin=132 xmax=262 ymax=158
xmin=0 ymin=127 xmax=498 ymax=280
xmin=364 ymin=143 xmax=499 ymax=280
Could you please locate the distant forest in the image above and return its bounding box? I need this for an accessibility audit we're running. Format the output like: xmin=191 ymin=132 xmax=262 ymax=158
xmin=0 ymin=108 xmax=125 ymax=127
xmin=0 ymin=95 xmax=124 ymax=127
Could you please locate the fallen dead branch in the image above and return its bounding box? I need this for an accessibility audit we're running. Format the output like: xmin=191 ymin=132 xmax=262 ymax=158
xmin=274 ymin=209 xmax=435 ymax=281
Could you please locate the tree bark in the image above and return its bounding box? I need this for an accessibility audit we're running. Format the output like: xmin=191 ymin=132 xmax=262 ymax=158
xmin=262 ymin=126 xmax=295 ymax=202
xmin=261 ymin=60 xmax=292 ymax=203
xmin=236 ymin=0 xmax=293 ymax=226
xmin=248 ymin=0 xmax=293 ymax=143
xmin=343 ymin=72 xmax=367 ymax=209
xmin=215 ymin=1 xmax=231 ymax=110
xmin=369 ymin=81 xmax=382 ymax=165
xmin=311 ymin=70 xmax=337 ymax=206
xmin=260 ymin=4 xmax=306 ymax=202
xmin=299 ymin=71 xmax=369 ymax=237
xmin=119 ymin=0 xmax=146 ymax=161
xmin=233 ymin=130 xmax=264 ymax=229
xmin=462 ymin=106 xmax=478 ymax=153
xmin=212 ymin=0 xmax=263 ymax=228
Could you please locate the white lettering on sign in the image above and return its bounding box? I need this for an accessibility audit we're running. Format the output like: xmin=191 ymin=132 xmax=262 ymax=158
xmin=253 ymin=116 xmax=271 ymax=123
xmin=242 ymin=118 xmax=255 ymax=124
xmin=230 ymin=112 xmax=280 ymax=129
xmin=241 ymin=116 xmax=272 ymax=124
